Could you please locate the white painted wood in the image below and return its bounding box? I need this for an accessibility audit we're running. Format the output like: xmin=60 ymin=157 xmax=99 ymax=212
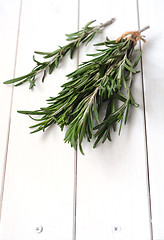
xmin=0 ymin=0 xmax=21 ymax=210
xmin=0 ymin=0 xmax=78 ymax=239
xmin=76 ymin=0 xmax=151 ymax=239
xmin=138 ymin=0 xmax=164 ymax=239
xmin=3 ymin=0 xmax=163 ymax=239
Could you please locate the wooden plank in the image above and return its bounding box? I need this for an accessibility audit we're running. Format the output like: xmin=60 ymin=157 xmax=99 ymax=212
xmin=76 ymin=0 xmax=152 ymax=239
xmin=0 ymin=0 xmax=78 ymax=239
xmin=0 ymin=0 xmax=21 ymax=211
xmin=138 ymin=0 xmax=164 ymax=238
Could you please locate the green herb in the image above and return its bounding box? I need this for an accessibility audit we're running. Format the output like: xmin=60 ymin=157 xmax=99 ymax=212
xmin=3 ymin=18 xmax=115 ymax=89
xmin=17 ymin=26 xmax=149 ymax=154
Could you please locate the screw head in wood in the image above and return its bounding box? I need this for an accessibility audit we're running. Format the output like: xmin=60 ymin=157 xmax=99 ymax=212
xmin=35 ymin=225 xmax=43 ymax=233
xmin=111 ymin=225 xmax=121 ymax=233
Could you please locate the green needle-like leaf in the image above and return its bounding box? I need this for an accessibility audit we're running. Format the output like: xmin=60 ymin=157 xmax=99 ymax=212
xmin=9 ymin=25 xmax=149 ymax=154
xmin=4 ymin=18 xmax=115 ymax=88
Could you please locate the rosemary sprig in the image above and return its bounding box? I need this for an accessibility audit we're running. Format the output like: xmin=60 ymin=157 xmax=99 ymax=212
xmin=3 ymin=18 xmax=115 ymax=89
xmin=17 ymin=26 xmax=149 ymax=154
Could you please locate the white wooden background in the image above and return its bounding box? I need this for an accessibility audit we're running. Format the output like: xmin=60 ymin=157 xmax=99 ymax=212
xmin=0 ymin=0 xmax=164 ymax=239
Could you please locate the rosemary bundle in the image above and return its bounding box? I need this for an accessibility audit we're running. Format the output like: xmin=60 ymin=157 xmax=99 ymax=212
xmin=4 ymin=18 xmax=114 ymax=89
xmin=12 ymin=26 xmax=149 ymax=154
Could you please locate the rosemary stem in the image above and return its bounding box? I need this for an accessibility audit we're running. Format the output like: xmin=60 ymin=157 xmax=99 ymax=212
xmin=99 ymin=18 xmax=115 ymax=29
xmin=139 ymin=25 xmax=150 ymax=33
xmin=74 ymin=17 xmax=115 ymax=43
xmin=35 ymin=19 xmax=116 ymax=77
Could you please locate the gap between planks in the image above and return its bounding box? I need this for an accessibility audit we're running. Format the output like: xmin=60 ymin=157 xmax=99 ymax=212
xmin=136 ymin=0 xmax=154 ymax=239
xmin=0 ymin=0 xmax=23 ymax=221
xmin=72 ymin=0 xmax=80 ymax=240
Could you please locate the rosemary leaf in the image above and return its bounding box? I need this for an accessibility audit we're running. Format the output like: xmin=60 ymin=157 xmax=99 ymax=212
xmin=4 ymin=18 xmax=115 ymax=88
xmin=9 ymin=25 xmax=149 ymax=154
